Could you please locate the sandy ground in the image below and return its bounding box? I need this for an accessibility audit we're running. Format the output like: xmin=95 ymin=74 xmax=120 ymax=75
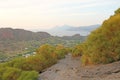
xmin=39 ymin=54 xmax=120 ymax=80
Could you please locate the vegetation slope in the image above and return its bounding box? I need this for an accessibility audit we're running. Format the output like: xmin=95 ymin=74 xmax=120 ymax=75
xmin=0 ymin=44 xmax=69 ymax=80
xmin=80 ymin=8 xmax=120 ymax=65
xmin=0 ymin=28 xmax=85 ymax=62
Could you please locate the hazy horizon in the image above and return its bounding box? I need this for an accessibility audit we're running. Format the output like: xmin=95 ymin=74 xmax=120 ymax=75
xmin=0 ymin=0 xmax=120 ymax=29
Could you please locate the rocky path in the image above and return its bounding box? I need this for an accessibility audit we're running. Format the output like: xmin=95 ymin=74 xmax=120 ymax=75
xmin=39 ymin=54 xmax=120 ymax=80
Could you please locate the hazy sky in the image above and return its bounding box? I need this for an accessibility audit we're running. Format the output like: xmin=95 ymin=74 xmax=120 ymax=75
xmin=0 ymin=0 xmax=120 ymax=29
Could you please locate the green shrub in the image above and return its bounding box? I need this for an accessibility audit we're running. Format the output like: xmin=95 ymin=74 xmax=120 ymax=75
xmin=36 ymin=44 xmax=57 ymax=68
xmin=55 ymin=44 xmax=68 ymax=59
xmin=2 ymin=67 xmax=21 ymax=80
xmin=72 ymin=44 xmax=83 ymax=57
xmin=17 ymin=71 xmax=38 ymax=80
xmin=0 ymin=67 xmax=38 ymax=80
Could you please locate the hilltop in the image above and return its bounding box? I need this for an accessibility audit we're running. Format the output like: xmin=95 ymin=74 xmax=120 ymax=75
xmin=0 ymin=28 xmax=51 ymax=41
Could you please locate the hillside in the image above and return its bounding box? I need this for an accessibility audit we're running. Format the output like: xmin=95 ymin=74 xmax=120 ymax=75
xmin=81 ymin=8 xmax=120 ymax=65
xmin=0 ymin=28 xmax=86 ymax=61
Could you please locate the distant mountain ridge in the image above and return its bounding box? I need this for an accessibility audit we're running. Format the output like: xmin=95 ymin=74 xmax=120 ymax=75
xmin=68 ymin=24 xmax=100 ymax=31
xmin=50 ymin=25 xmax=73 ymax=30
xmin=36 ymin=24 xmax=100 ymax=36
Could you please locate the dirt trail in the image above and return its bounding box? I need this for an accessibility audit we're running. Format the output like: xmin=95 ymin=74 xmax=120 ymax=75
xmin=39 ymin=54 xmax=120 ymax=80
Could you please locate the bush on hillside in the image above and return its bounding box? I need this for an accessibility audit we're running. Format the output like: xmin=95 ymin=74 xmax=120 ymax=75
xmin=0 ymin=67 xmax=38 ymax=80
xmin=72 ymin=44 xmax=83 ymax=57
xmin=81 ymin=8 xmax=120 ymax=65
xmin=55 ymin=44 xmax=68 ymax=59
xmin=17 ymin=71 xmax=38 ymax=80
xmin=0 ymin=44 xmax=68 ymax=79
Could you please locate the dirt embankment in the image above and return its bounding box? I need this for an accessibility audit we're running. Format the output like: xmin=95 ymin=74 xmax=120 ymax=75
xmin=39 ymin=54 xmax=120 ymax=80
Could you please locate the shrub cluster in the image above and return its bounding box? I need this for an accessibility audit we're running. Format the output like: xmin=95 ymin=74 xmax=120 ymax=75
xmin=71 ymin=44 xmax=83 ymax=57
xmin=0 ymin=44 xmax=68 ymax=80
xmin=81 ymin=8 xmax=120 ymax=65
xmin=0 ymin=66 xmax=38 ymax=80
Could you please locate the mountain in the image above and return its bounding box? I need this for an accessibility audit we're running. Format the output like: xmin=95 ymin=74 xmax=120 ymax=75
xmin=50 ymin=25 xmax=73 ymax=30
xmin=0 ymin=28 xmax=51 ymax=41
xmin=0 ymin=28 xmax=86 ymax=56
xmin=68 ymin=24 xmax=100 ymax=32
xmin=38 ymin=24 xmax=100 ymax=36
